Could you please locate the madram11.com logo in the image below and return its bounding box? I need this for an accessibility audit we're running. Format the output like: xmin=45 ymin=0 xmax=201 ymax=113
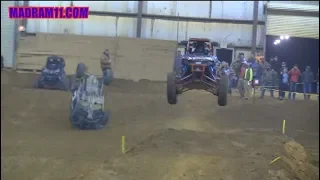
xmin=8 ymin=6 xmax=89 ymax=19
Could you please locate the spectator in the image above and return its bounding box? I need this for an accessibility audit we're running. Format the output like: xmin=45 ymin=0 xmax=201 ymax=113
xmin=278 ymin=68 xmax=289 ymax=100
xmin=255 ymin=52 xmax=264 ymax=64
xmin=238 ymin=63 xmax=246 ymax=98
xmin=247 ymin=53 xmax=256 ymax=64
xmin=260 ymin=65 xmax=274 ymax=98
xmin=259 ymin=57 xmax=271 ymax=73
xmin=288 ymin=64 xmax=301 ymax=100
xmin=251 ymin=59 xmax=262 ymax=86
xmin=231 ymin=53 xmax=243 ymax=80
xmin=176 ymin=50 xmax=182 ymax=57
xmin=243 ymin=63 xmax=253 ymax=99
xmin=270 ymin=56 xmax=279 ymax=70
xmin=100 ymin=49 xmax=111 ymax=70
xmin=238 ymin=53 xmax=246 ymax=61
xmin=301 ymin=66 xmax=314 ymax=100
xmin=271 ymin=68 xmax=279 ymax=90
xmin=280 ymin=62 xmax=288 ymax=73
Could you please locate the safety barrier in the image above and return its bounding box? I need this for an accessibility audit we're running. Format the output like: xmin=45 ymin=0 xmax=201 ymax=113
xmin=252 ymin=82 xmax=319 ymax=101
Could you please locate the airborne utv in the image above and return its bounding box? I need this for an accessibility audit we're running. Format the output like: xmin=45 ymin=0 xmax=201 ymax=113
xmin=167 ymin=38 xmax=229 ymax=106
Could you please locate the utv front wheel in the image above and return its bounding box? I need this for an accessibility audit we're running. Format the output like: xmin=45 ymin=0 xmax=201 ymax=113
xmin=167 ymin=72 xmax=177 ymax=104
xmin=218 ymin=75 xmax=229 ymax=106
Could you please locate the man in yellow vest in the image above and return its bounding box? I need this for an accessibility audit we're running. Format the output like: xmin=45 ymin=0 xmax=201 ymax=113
xmin=243 ymin=62 xmax=253 ymax=99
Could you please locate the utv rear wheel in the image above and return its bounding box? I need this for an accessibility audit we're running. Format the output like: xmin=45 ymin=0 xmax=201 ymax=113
xmin=59 ymin=75 xmax=70 ymax=91
xmin=76 ymin=63 xmax=86 ymax=78
xmin=167 ymin=72 xmax=177 ymax=104
xmin=218 ymin=75 xmax=229 ymax=106
xmin=103 ymin=68 xmax=113 ymax=86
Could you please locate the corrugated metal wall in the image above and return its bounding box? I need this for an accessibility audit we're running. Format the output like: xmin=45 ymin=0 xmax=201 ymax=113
xmin=266 ymin=2 xmax=319 ymax=39
xmin=1 ymin=1 xmax=17 ymax=68
xmin=26 ymin=1 xmax=265 ymax=47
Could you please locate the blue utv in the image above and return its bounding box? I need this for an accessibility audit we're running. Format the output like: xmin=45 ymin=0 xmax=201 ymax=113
xmin=167 ymin=38 xmax=229 ymax=106
xmin=69 ymin=63 xmax=110 ymax=130
xmin=34 ymin=55 xmax=70 ymax=91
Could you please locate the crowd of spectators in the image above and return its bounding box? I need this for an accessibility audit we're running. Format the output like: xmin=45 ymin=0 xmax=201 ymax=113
xmin=229 ymin=52 xmax=319 ymax=100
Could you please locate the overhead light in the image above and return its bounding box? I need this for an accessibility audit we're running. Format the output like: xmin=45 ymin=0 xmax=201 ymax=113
xmin=274 ymin=41 xmax=278 ymax=45
xmin=285 ymin=35 xmax=289 ymax=39
xmin=275 ymin=39 xmax=281 ymax=43
xmin=280 ymin=36 xmax=284 ymax=40
xmin=18 ymin=25 xmax=25 ymax=32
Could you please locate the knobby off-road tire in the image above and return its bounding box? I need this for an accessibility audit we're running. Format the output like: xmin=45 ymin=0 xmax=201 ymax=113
xmin=76 ymin=63 xmax=86 ymax=78
xmin=34 ymin=78 xmax=44 ymax=89
xmin=218 ymin=75 xmax=229 ymax=106
xmin=167 ymin=72 xmax=177 ymax=104
xmin=60 ymin=75 xmax=70 ymax=91
xmin=103 ymin=68 xmax=113 ymax=86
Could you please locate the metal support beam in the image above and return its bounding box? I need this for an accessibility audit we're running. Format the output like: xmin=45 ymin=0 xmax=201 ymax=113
xmin=89 ymin=11 xmax=265 ymax=25
xmin=136 ymin=1 xmax=143 ymax=38
xmin=263 ymin=4 xmax=268 ymax=59
xmin=22 ymin=1 xmax=29 ymax=28
xmin=251 ymin=1 xmax=259 ymax=55
xmin=209 ymin=1 xmax=212 ymax=18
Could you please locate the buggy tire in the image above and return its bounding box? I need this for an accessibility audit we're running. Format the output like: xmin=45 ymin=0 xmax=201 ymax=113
xmin=76 ymin=63 xmax=86 ymax=78
xmin=167 ymin=72 xmax=177 ymax=104
xmin=218 ymin=75 xmax=229 ymax=106
xmin=103 ymin=68 xmax=113 ymax=86
xmin=34 ymin=76 xmax=44 ymax=89
xmin=60 ymin=75 xmax=70 ymax=91
xmin=34 ymin=80 xmax=44 ymax=89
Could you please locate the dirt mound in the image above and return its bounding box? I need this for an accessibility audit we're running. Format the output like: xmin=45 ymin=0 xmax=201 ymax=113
xmin=276 ymin=140 xmax=319 ymax=180
xmin=126 ymin=128 xmax=285 ymax=158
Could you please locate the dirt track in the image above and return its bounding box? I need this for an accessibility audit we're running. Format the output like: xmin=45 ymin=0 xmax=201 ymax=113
xmin=1 ymin=70 xmax=319 ymax=180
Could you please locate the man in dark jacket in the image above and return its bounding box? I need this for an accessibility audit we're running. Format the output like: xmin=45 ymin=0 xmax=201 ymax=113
xmin=302 ymin=66 xmax=314 ymax=100
xmin=100 ymin=49 xmax=113 ymax=85
xmin=260 ymin=65 xmax=274 ymax=98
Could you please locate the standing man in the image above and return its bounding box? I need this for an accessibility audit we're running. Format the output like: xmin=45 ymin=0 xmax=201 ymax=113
xmin=270 ymin=56 xmax=279 ymax=70
xmin=280 ymin=62 xmax=288 ymax=73
xmin=238 ymin=63 xmax=246 ymax=98
xmin=100 ymin=49 xmax=114 ymax=85
xmin=243 ymin=63 xmax=253 ymax=99
xmin=278 ymin=68 xmax=289 ymax=100
xmin=301 ymin=66 xmax=314 ymax=100
xmin=271 ymin=68 xmax=279 ymax=92
xmin=288 ymin=64 xmax=301 ymax=100
xmin=260 ymin=65 xmax=274 ymax=98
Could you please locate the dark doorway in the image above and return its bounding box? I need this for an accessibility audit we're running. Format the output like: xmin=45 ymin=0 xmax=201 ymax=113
xmin=215 ymin=48 xmax=233 ymax=65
